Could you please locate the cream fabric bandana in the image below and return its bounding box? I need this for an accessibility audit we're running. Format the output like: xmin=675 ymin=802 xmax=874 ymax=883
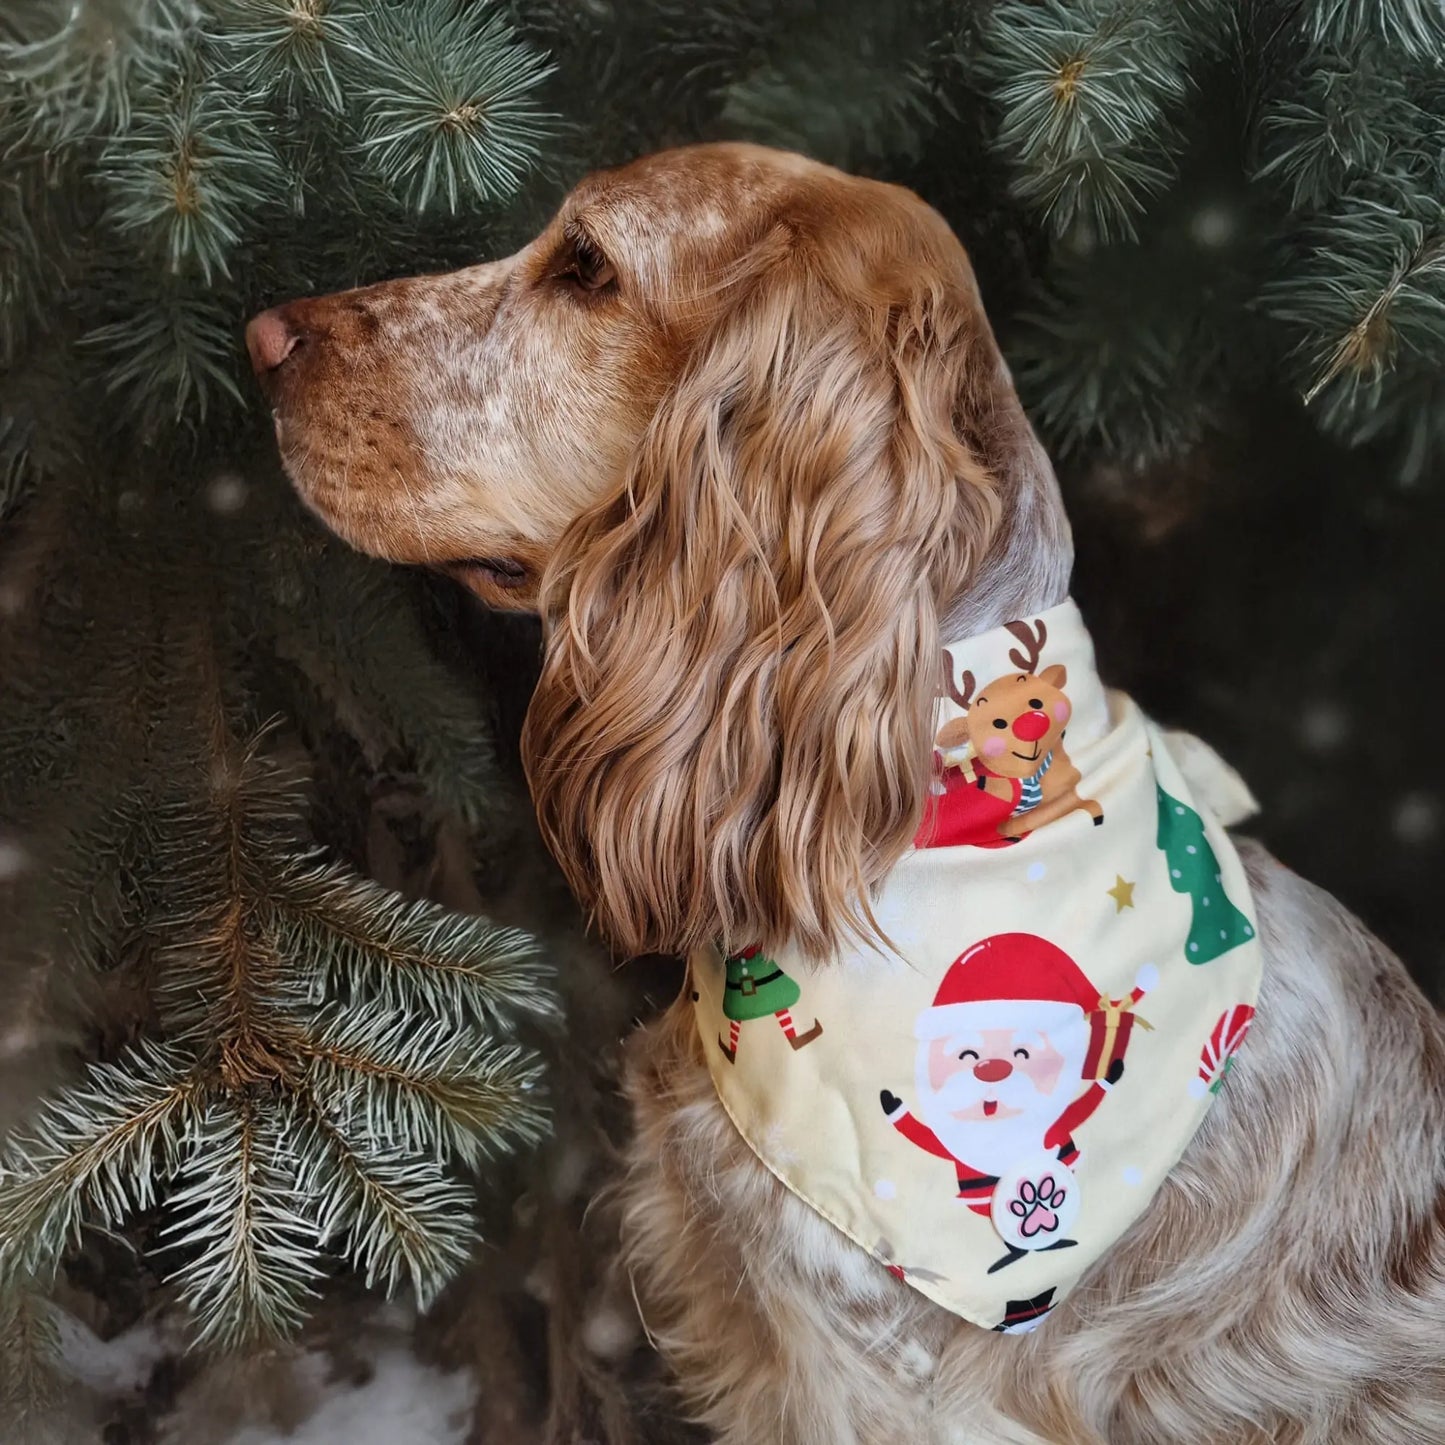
xmin=689 ymin=598 xmax=1263 ymax=1334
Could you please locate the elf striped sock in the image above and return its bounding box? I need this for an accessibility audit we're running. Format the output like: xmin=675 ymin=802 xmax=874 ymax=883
xmin=728 ymin=1019 xmax=741 ymax=1053
xmin=776 ymin=1009 xmax=797 ymax=1040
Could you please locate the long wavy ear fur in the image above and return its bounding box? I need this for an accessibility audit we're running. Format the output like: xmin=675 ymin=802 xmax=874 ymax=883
xmin=523 ymin=188 xmax=1011 ymax=960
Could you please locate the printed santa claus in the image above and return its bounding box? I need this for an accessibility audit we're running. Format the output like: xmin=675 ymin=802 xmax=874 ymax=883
xmin=881 ymin=932 xmax=1156 ymax=1272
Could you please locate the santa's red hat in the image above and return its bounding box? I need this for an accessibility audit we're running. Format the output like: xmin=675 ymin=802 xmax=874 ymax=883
xmin=914 ymin=933 xmax=1098 ymax=1041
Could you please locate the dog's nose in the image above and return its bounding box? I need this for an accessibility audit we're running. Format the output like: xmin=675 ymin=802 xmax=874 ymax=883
xmin=974 ymin=1057 xmax=1012 ymax=1083
xmin=245 ymin=307 xmax=303 ymax=376
xmin=1011 ymin=710 xmax=1051 ymax=742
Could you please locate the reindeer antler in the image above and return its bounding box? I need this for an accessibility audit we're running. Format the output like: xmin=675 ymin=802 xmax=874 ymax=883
xmin=1005 ymin=619 xmax=1048 ymax=674
xmin=942 ymin=648 xmax=976 ymax=708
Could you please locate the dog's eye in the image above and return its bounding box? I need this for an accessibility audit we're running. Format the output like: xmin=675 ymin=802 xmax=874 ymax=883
xmin=958 ymin=1048 xmax=979 ymax=1062
xmin=554 ymin=227 xmax=616 ymax=294
xmin=1013 ymin=1048 xmax=1030 ymax=1060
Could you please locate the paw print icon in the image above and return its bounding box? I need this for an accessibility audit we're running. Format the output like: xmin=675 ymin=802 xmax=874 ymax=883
xmin=1009 ymin=1174 xmax=1067 ymax=1237
xmin=991 ymin=1152 xmax=1082 ymax=1255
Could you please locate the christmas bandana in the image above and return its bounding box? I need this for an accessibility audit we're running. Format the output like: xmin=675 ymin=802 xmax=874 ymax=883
xmin=690 ymin=598 xmax=1263 ymax=1334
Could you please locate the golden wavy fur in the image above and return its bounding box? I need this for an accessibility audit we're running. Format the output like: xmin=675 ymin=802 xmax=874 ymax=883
xmin=523 ymin=204 xmax=1003 ymax=961
xmin=251 ymin=142 xmax=1445 ymax=1444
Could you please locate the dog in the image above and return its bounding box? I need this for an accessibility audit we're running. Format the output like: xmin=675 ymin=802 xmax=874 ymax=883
xmin=248 ymin=142 xmax=1445 ymax=1445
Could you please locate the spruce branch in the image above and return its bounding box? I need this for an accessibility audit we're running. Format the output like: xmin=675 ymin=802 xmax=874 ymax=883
xmin=84 ymin=281 xmax=244 ymax=430
xmin=163 ymin=1094 xmax=323 ymax=1349
xmin=99 ymin=72 xmax=290 ymax=282
xmin=0 ymin=1042 xmax=201 ymax=1289
xmin=1011 ymin=270 xmax=1218 ymax=468
xmin=296 ymin=1102 xmax=476 ymax=1308
xmin=719 ymin=11 xmax=949 ymax=169
xmin=354 ymin=1 xmax=555 ymax=212
xmin=1266 ymin=197 xmax=1445 ymax=404
xmin=266 ymin=537 xmax=508 ymax=831
xmin=0 ymin=166 xmax=60 ymax=369
xmin=0 ymin=414 xmax=38 ymax=524
xmin=0 ymin=699 xmax=554 ymax=1349
xmin=0 ymin=0 xmax=196 ymax=140
xmin=1255 ymin=53 xmax=1428 ymax=211
xmin=1303 ymin=0 xmax=1445 ymax=61
xmin=265 ymin=855 xmax=553 ymax=1030
xmin=302 ymin=1008 xmax=547 ymax=1171
xmin=974 ymin=0 xmax=1199 ymax=242
xmin=0 ymin=1284 xmax=61 ymax=1430
xmin=206 ymin=0 xmax=366 ymax=113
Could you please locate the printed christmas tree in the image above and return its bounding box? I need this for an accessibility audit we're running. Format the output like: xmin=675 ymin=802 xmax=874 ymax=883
xmin=1156 ymin=786 xmax=1255 ymax=964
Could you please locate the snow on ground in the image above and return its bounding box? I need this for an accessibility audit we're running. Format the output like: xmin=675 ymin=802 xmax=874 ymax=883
xmin=50 ymin=1301 xmax=479 ymax=1445
xmin=219 ymin=1341 xmax=477 ymax=1445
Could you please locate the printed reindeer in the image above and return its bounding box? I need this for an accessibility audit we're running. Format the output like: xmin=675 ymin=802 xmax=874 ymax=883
xmin=916 ymin=619 xmax=1103 ymax=849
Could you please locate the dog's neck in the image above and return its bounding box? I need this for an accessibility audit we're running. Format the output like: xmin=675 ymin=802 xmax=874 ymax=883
xmin=941 ymin=426 xmax=1073 ymax=639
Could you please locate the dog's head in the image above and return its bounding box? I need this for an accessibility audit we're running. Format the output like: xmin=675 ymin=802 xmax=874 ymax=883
xmin=250 ymin=142 xmax=1049 ymax=960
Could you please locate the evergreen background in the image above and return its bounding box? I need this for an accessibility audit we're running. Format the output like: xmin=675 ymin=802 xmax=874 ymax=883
xmin=0 ymin=0 xmax=1441 ymax=1439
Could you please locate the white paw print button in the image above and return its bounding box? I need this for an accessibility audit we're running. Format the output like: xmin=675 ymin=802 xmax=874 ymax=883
xmin=991 ymin=1151 xmax=1081 ymax=1252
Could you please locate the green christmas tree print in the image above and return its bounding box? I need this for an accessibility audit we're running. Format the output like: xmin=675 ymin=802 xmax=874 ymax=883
xmin=1156 ymin=786 xmax=1255 ymax=964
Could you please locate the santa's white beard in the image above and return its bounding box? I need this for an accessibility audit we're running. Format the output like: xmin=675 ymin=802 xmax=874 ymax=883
xmin=915 ymin=1036 xmax=1089 ymax=1178
xmin=920 ymin=1090 xmax=1059 ymax=1177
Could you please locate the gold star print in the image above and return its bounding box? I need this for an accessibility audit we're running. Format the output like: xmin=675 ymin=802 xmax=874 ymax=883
xmin=1107 ymin=875 xmax=1136 ymax=912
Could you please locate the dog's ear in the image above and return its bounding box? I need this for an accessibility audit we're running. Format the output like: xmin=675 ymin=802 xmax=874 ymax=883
xmin=523 ymin=200 xmax=1009 ymax=960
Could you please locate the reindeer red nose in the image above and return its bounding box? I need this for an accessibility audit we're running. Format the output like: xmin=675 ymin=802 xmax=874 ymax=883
xmin=1011 ymin=710 xmax=1051 ymax=742
xmin=974 ymin=1058 xmax=1012 ymax=1083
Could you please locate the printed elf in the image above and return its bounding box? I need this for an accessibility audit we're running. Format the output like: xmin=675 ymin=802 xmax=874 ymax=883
xmin=717 ymin=945 xmax=823 ymax=1062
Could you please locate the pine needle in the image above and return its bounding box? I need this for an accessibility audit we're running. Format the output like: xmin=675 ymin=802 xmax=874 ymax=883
xmin=0 ymin=1043 xmax=201 ymax=1288
xmin=353 ymin=1 xmax=556 ymax=212
xmin=163 ymin=1095 xmax=324 ymax=1349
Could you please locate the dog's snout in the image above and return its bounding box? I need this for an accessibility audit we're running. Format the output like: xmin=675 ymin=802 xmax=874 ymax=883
xmin=245 ymin=307 xmax=303 ymax=378
xmin=973 ymin=1057 xmax=1012 ymax=1083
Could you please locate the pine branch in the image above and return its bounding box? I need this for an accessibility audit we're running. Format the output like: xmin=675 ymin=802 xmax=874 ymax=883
xmin=0 ymin=1041 xmax=200 ymax=1288
xmin=974 ymin=0 xmax=1203 ymax=243
xmin=1303 ymin=0 xmax=1445 ymax=60
xmin=99 ymin=70 xmax=290 ymax=282
xmin=353 ymin=0 xmax=556 ymax=212
xmin=0 ymin=0 xmax=196 ymax=141
xmin=296 ymin=1101 xmax=476 ymax=1308
xmin=205 ymin=0 xmax=366 ymax=114
xmin=265 ymin=853 xmax=554 ymax=1030
xmin=163 ymin=1094 xmax=323 ymax=1349
xmin=0 ymin=1285 xmax=60 ymax=1431
xmin=302 ymin=1008 xmax=547 ymax=1170
xmin=83 ymin=279 xmax=244 ymax=431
